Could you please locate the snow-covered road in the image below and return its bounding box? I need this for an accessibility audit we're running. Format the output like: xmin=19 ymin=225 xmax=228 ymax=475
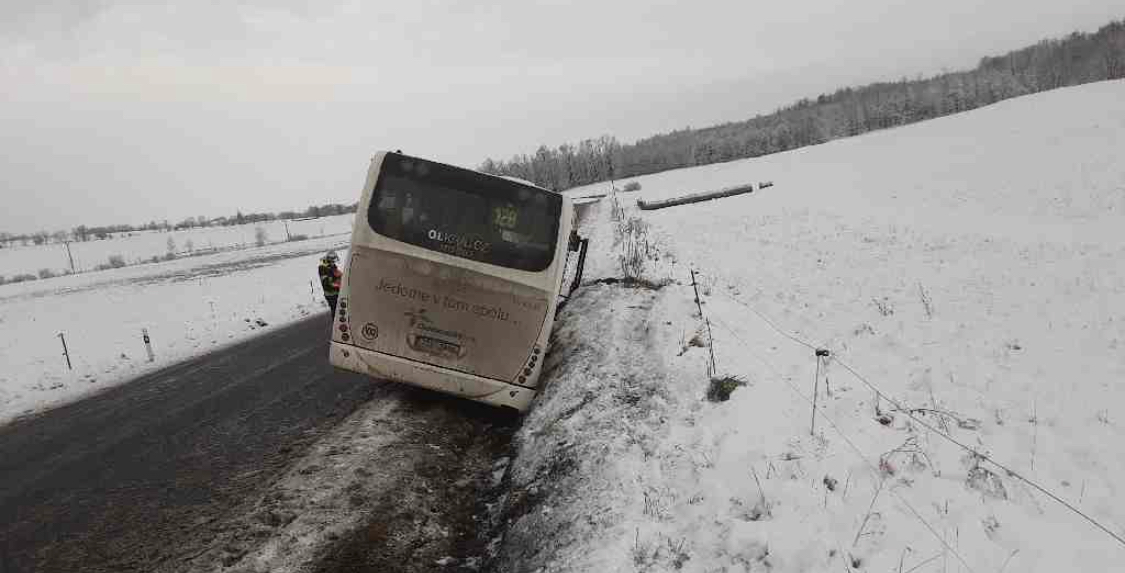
xmin=0 ymin=312 xmax=514 ymax=573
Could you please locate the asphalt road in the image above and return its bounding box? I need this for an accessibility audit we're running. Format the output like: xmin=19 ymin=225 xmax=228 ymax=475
xmin=0 ymin=315 xmax=379 ymax=573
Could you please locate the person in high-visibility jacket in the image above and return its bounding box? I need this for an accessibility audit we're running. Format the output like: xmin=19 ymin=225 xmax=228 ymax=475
xmin=318 ymin=251 xmax=343 ymax=316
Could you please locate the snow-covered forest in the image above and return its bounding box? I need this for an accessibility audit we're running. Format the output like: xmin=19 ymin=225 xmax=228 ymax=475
xmin=480 ymin=18 xmax=1125 ymax=190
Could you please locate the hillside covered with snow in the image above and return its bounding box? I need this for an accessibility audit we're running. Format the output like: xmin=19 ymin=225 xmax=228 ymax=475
xmin=491 ymin=80 xmax=1125 ymax=572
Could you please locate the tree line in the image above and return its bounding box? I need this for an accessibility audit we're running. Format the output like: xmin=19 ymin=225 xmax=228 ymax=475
xmin=6 ymin=19 xmax=1122 ymax=247
xmin=0 ymin=202 xmax=357 ymax=248
xmin=478 ymin=19 xmax=1125 ymax=190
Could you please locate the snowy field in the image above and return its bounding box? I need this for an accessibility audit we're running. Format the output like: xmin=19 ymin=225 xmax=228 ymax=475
xmin=0 ymin=214 xmax=353 ymax=277
xmin=495 ymin=80 xmax=1125 ymax=572
xmin=4 ymin=79 xmax=1123 ymax=572
xmin=0 ymin=233 xmax=350 ymax=426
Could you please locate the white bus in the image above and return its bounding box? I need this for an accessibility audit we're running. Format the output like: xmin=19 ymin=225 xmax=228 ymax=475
xmin=329 ymin=151 xmax=588 ymax=411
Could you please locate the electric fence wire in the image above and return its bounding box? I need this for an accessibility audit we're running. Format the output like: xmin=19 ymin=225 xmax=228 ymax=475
xmin=708 ymin=314 xmax=978 ymax=573
xmin=704 ymin=276 xmax=1125 ymax=550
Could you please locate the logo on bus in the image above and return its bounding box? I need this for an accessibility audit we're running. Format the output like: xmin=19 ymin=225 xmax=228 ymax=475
xmin=361 ymin=322 xmax=379 ymax=340
xmin=427 ymin=229 xmax=490 ymax=253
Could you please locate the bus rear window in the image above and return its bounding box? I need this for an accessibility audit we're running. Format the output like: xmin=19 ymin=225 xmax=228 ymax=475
xmin=367 ymin=154 xmax=562 ymax=272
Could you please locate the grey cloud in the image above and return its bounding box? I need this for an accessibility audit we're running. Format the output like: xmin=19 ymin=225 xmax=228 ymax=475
xmin=2 ymin=0 xmax=1124 ymax=234
xmin=0 ymin=0 xmax=111 ymax=37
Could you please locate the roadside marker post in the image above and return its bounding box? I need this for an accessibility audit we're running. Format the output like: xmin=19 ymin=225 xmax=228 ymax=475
xmin=58 ymin=333 xmax=72 ymax=370
xmin=63 ymin=241 xmax=76 ymax=273
xmin=142 ymin=328 xmax=155 ymax=362
xmin=811 ymin=348 xmax=831 ymax=435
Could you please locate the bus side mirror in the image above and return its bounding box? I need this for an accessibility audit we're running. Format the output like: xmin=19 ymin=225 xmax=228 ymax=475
xmin=568 ymin=230 xmax=581 ymax=252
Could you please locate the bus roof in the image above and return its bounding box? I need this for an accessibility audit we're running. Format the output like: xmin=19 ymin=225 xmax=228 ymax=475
xmin=375 ymin=151 xmax=558 ymax=195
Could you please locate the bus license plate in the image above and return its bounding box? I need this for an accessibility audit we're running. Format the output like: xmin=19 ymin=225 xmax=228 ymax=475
xmin=413 ymin=335 xmax=462 ymax=358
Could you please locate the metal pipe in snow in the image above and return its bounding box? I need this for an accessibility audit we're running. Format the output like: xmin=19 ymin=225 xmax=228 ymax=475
xmin=637 ymin=183 xmax=758 ymax=211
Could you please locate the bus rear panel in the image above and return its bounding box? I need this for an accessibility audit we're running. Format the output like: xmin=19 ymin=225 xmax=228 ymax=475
xmin=329 ymin=152 xmax=571 ymax=411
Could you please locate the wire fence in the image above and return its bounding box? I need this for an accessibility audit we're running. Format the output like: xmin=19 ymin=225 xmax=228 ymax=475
xmin=688 ymin=263 xmax=1125 ymax=562
xmin=707 ymin=312 xmax=977 ymax=572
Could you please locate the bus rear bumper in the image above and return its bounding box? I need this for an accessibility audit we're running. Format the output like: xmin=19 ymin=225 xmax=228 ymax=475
xmin=329 ymin=341 xmax=536 ymax=412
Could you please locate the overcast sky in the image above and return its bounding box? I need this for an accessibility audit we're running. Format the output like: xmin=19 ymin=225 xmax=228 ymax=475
xmin=1 ymin=1 xmax=1121 ymax=234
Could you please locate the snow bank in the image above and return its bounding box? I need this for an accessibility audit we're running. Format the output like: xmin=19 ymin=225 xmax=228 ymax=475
xmin=0 ymin=235 xmax=350 ymax=426
xmin=497 ymin=81 xmax=1125 ymax=572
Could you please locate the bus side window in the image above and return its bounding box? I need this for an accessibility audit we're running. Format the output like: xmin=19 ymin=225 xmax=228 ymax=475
xmin=401 ymin=193 xmax=412 ymax=222
xmin=378 ymin=189 xmax=403 ymax=239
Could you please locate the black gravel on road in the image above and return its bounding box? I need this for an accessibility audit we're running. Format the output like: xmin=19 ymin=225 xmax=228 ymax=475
xmin=0 ymin=315 xmax=376 ymax=573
